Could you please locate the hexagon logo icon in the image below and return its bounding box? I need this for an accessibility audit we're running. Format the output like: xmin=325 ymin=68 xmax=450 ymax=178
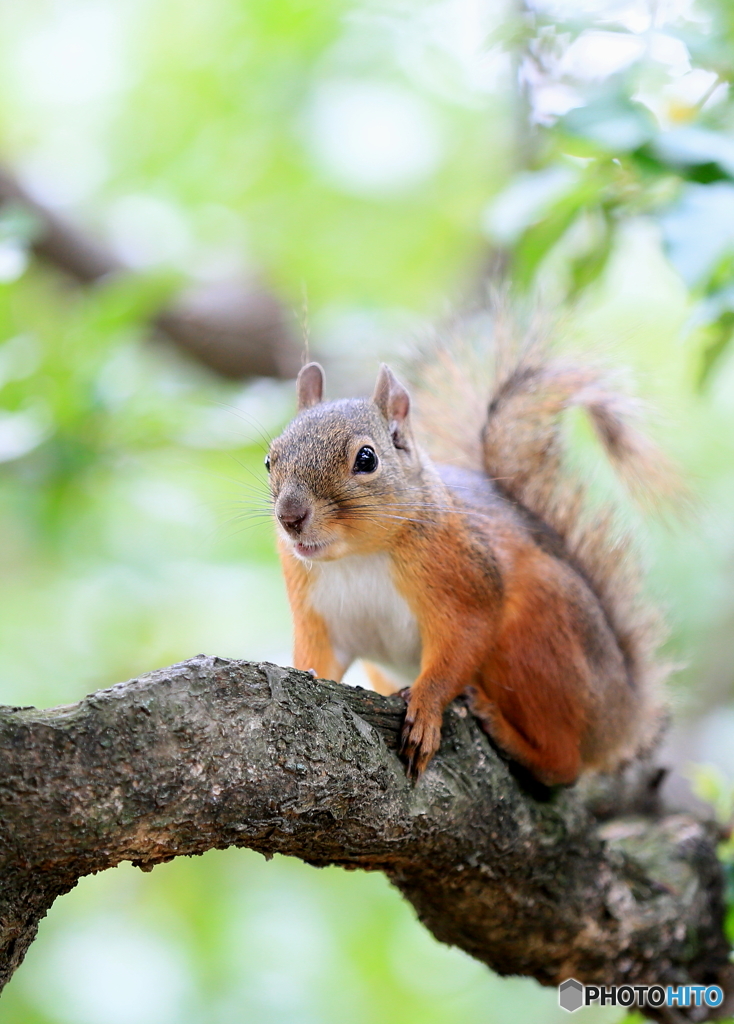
xmin=559 ymin=978 xmax=584 ymax=1012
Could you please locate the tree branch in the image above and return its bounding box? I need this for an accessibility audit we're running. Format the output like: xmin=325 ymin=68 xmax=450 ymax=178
xmin=0 ymin=169 xmax=300 ymax=380
xmin=0 ymin=656 xmax=730 ymax=1021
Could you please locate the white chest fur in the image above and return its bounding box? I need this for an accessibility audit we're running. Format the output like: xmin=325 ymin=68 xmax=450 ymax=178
xmin=308 ymin=552 xmax=421 ymax=679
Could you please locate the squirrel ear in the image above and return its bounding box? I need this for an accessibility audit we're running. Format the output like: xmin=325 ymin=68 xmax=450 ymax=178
xmin=296 ymin=362 xmax=324 ymax=411
xmin=372 ymin=364 xmax=411 ymax=446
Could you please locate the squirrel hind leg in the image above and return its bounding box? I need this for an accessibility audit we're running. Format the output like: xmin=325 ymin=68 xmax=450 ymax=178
xmin=362 ymin=661 xmax=403 ymax=696
xmin=464 ymin=686 xmax=581 ymax=788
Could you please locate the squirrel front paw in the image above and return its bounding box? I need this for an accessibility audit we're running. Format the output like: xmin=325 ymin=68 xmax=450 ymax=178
xmin=400 ymin=697 xmax=442 ymax=779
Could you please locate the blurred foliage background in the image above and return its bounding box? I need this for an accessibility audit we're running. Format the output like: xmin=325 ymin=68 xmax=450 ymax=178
xmin=0 ymin=0 xmax=732 ymax=1022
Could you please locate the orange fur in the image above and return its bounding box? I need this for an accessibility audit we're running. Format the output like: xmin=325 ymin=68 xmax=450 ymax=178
xmin=279 ymin=538 xmax=346 ymax=682
xmin=362 ymin=663 xmax=401 ymax=695
xmin=267 ymin=347 xmax=669 ymax=784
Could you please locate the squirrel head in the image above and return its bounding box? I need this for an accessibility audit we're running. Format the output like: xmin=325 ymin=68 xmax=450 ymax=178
xmin=266 ymin=362 xmax=426 ymax=561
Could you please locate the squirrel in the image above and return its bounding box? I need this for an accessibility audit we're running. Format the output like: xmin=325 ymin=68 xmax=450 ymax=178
xmin=265 ymin=321 xmax=675 ymax=784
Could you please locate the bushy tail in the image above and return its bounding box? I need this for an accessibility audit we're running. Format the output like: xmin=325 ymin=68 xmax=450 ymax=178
xmin=481 ymin=323 xmax=685 ymax=517
xmin=409 ymin=303 xmax=684 ymax=749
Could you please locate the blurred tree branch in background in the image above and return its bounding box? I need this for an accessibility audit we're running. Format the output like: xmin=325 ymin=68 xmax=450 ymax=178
xmin=0 ymin=168 xmax=299 ymax=380
xmin=0 ymin=655 xmax=731 ymax=1022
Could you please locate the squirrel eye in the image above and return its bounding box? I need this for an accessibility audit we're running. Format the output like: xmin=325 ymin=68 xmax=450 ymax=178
xmin=264 ymin=454 xmax=271 ymax=473
xmin=353 ymin=446 xmax=378 ymax=474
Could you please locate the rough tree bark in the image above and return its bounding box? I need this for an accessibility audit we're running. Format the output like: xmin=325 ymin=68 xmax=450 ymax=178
xmin=0 ymin=168 xmax=300 ymax=380
xmin=0 ymin=656 xmax=730 ymax=1021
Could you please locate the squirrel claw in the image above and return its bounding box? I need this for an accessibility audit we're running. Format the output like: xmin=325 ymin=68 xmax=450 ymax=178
xmin=400 ymin=700 xmax=441 ymax=779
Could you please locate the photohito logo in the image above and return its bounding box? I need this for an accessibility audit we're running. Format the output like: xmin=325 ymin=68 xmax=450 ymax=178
xmin=559 ymin=979 xmax=584 ymax=1012
xmin=558 ymin=980 xmax=724 ymax=1012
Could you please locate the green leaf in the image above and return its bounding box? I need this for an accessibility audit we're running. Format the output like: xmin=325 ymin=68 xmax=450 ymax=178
xmin=568 ymin=213 xmax=613 ymax=298
xmin=512 ymin=174 xmax=607 ymax=289
xmin=698 ymin=310 xmax=734 ymax=388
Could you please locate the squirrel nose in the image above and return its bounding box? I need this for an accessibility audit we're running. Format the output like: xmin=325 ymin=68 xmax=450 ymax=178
xmin=277 ymin=499 xmax=311 ymax=535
